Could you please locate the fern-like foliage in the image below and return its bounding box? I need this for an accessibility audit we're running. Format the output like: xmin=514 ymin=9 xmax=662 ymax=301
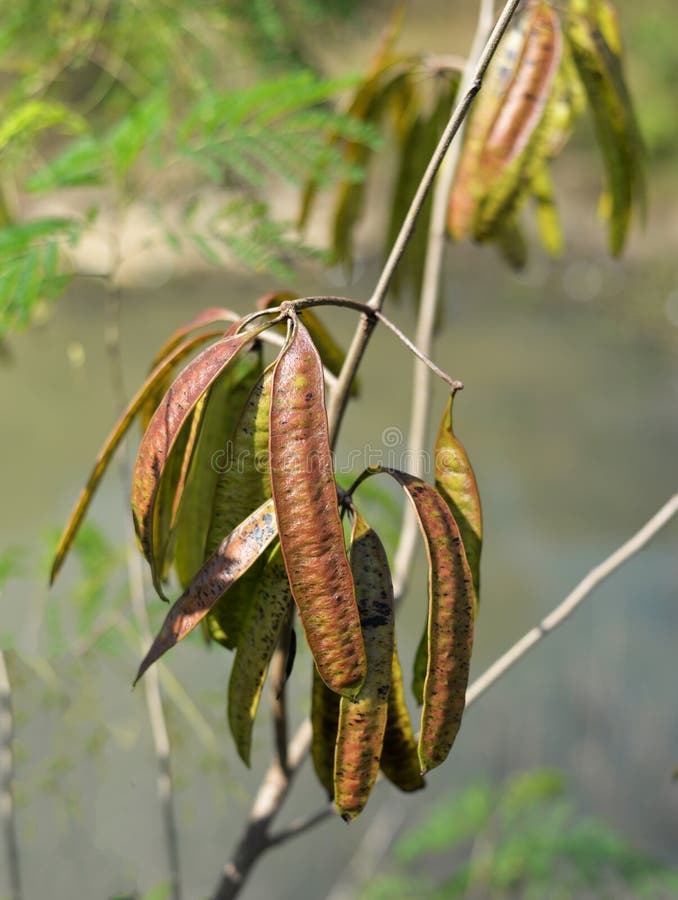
xmin=0 ymin=219 xmax=79 ymax=337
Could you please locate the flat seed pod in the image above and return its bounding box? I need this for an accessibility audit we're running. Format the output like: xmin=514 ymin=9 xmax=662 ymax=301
xmin=334 ymin=510 xmax=394 ymax=820
xmin=227 ymin=544 xmax=293 ymax=765
xmin=50 ymin=328 xmax=224 ymax=585
xmin=134 ymin=498 xmax=277 ymax=684
xmin=378 ymin=468 xmax=475 ymax=774
xmin=269 ymin=318 xmax=366 ymax=698
xmin=132 ymin=330 xmax=256 ymax=594
xmin=311 ymin=665 xmax=340 ymax=799
xmin=140 ymin=307 xmax=239 ymax=431
xmin=172 ymin=349 xmax=263 ymax=588
xmin=448 ymin=3 xmax=562 ymax=241
xmin=202 ymin=363 xmax=274 ymax=649
xmin=565 ymin=0 xmax=644 ymax=255
xmin=531 ymin=164 xmax=563 ymax=257
xmin=434 ymin=391 xmax=483 ymax=605
xmin=380 ymin=648 xmax=426 ymax=793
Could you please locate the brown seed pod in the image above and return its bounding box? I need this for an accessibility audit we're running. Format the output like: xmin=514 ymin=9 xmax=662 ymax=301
xmin=269 ymin=317 xmax=366 ymax=698
xmin=132 ymin=330 xmax=256 ymax=594
xmin=378 ymin=469 xmax=475 ymax=774
xmin=134 ymin=498 xmax=277 ymax=684
xmin=334 ymin=510 xmax=394 ymax=820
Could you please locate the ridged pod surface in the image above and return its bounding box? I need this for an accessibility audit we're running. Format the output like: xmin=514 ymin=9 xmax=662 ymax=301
xmin=131 ymin=330 xmax=254 ymax=593
xmin=134 ymin=498 xmax=277 ymax=684
xmin=448 ymin=3 xmax=562 ymax=241
xmin=228 ymin=544 xmax=293 ymax=765
xmin=379 ymin=469 xmax=475 ymax=774
xmin=50 ymin=328 xmax=224 ymax=585
xmin=269 ymin=318 xmax=366 ymax=698
xmin=334 ymin=511 xmax=394 ymax=820
xmin=380 ymin=648 xmax=426 ymax=793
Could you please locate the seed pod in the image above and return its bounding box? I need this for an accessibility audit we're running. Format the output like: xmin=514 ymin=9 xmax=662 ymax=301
xmin=203 ymin=363 xmax=274 ymax=649
xmin=448 ymin=2 xmax=562 ymax=241
xmin=228 ymin=544 xmax=293 ymax=765
xmin=134 ymin=498 xmax=277 ymax=684
xmin=378 ymin=468 xmax=475 ymax=774
xmin=311 ymin=665 xmax=340 ymax=799
xmin=269 ymin=318 xmax=366 ymax=698
xmin=565 ymin=0 xmax=644 ymax=255
xmin=434 ymin=390 xmax=482 ymax=606
xmin=172 ymin=349 xmax=263 ymax=588
xmin=132 ymin=330 xmax=256 ymax=595
xmin=334 ymin=510 xmax=394 ymax=820
xmin=50 ymin=327 xmax=224 ymax=585
xmin=380 ymin=648 xmax=426 ymax=793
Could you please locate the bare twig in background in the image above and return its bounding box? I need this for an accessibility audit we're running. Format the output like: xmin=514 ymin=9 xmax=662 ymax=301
xmin=325 ymin=493 xmax=678 ymax=899
xmin=211 ymin=720 xmax=313 ymax=900
xmin=393 ymin=0 xmax=497 ymax=599
xmin=465 ymin=493 xmax=678 ymax=706
xmin=0 ymin=651 xmax=22 ymax=900
xmin=104 ymin=291 xmax=183 ymax=900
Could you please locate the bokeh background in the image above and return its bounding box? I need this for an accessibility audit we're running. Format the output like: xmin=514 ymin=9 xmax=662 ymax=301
xmin=1 ymin=1 xmax=677 ymax=897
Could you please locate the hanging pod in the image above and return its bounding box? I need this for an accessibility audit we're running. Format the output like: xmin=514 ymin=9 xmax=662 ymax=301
xmin=132 ymin=325 xmax=267 ymax=596
xmin=203 ymin=362 xmax=275 ymax=649
xmin=134 ymin=498 xmax=278 ymax=685
xmin=334 ymin=509 xmax=395 ymax=820
xmin=379 ymin=647 xmax=426 ymax=793
xmin=269 ymin=316 xmax=367 ymax=699
xmin=227 ymin=543 xmax=293 ymax=765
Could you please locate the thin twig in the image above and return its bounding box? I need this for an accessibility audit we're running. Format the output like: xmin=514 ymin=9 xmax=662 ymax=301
xmin=0 ymin=651 xmax=22 ymax=900
xmin=374 ymin=311 xmax=463 ymax=390
xmin=211 ymin=720 xmax=312 ymax=900
xmin=104 ymin=291 xmax=183 ymax=900
xmin=465 ymin=493 xmax=678 ymax=707
xmin=393 ymin=0 xmax=497 ymax=600
xmin=266 ymin=803 xmax=334 ymax=849
xmin=326 ymin=0 xmax=522 ymax=444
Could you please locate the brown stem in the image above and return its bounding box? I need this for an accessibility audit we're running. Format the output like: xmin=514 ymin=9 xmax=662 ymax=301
xmin=0 ymin=652 xmax=22 ymax=900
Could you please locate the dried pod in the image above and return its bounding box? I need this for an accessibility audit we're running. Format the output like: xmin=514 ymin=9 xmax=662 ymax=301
xmin=334 ymin=510 xmax=394 ymax=820
xmin=269 ymin=318 xmax=366 ymax=698
xmin=228 ymin=544 xmax=293 ymax=765
xmin=380 ymin=648 xmax=426 ymax=793
xmin=134 ymin=498 xmax=277 ymax=684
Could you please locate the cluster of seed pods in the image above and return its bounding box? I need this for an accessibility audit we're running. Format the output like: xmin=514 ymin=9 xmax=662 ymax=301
xmin=51 ymin=298 xmax=482 ymax=819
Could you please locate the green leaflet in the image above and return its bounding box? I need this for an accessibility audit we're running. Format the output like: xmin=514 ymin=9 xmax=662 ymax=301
xmin=334 ymin=510 xmax=395 ymax=820
xmin=202 ymin=362 xmax=274 ymax=649
xmin=270 ymin=319 xmax=366 ymax=698
xmin=227 ymin=543 xmax=293 ymax=766
xmin=311 ymin=664 xmax=340 ymax=799
xmin=380 ymin=647 xmax=426 ymax=793
xmin=134 ymin=498 xmax=278 ymax=684
xmin=493 ymin=216 xmax=528 ymax=270
xmin=50 ymin=328 xmax=223 ymax=585
xmin=172 ymin=348 xmax=263 ymax=589
xmin=565 ymin=0 xmax=644 ymax=255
